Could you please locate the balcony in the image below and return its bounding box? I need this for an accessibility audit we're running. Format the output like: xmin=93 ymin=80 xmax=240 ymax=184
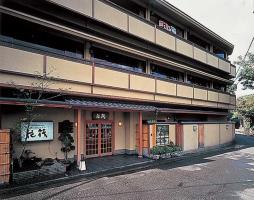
xmin=47 ymin=0 xmax=233 ymax=76
xmin=0 ymin=45 xmax=236 ymax=110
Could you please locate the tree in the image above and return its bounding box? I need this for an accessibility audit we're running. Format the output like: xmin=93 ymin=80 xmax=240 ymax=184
xmin=235 ymin=52 xmax=254 ymax=90
xmin=10 ymin=69 xmax=69 ymax=167
xmin=236 ymin=95 xmax=254 ymax=135
xmin=58 ymin=120 xmax=75 ymax=162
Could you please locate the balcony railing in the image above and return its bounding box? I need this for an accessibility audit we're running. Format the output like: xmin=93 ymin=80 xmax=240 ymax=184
xmin=47 ymin=0 xmax=233 ymax=76
xmin=0 ymin=43 xmax=236 ymax=110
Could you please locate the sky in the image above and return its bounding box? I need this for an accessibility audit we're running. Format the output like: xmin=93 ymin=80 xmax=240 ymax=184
xmin=166 ymin=0 xmax=254 ymax=97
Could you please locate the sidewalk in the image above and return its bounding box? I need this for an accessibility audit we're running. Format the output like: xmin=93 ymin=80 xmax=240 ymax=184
xmin=0 ymin=143 xmax=247 ymax=199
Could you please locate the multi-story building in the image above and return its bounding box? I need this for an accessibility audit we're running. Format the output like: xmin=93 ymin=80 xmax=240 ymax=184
xmin=0 ymin=0 xmax=236 ymax=164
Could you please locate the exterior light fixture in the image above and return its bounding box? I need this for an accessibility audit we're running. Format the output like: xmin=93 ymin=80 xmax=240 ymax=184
xmin=118 ymin=121 xmax=123 ymax=127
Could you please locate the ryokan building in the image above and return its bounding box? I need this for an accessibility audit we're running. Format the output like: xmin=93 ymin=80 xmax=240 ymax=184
xmin=0 ymin=0 xmax=236 ymax=165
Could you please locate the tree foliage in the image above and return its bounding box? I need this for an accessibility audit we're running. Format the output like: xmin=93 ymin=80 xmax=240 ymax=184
xmin=235 ymin=53 xmax=254 ymax=90
xmin=236 ymin=94 xmax=254 ymax=118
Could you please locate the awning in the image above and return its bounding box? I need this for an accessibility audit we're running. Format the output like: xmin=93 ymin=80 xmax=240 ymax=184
xmin=65 ymin=99 xmax=156 ymax=112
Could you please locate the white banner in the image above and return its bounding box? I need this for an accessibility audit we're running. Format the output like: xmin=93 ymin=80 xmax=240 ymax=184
xmin=21 ymin=122 xmax=54 ymax=142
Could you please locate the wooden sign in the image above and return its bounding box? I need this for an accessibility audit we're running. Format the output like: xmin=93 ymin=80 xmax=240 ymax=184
xmin=92 ymin=112 xmax=109 ymax=120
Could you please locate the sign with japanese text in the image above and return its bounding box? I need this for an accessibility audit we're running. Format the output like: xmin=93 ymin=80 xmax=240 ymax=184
xmin=92 ymin=112 xmax=109 ymax=120
xmin=21 ymin=122 xmax=54 ymax=142
xmin=159 ymin=20 xmax=177 ymax=35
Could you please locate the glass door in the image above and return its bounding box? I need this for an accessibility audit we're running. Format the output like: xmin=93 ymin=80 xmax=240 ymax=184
xmin=85 ymin=121 xmax=113 ymax=157
xmin=86 ymin=123 xmax=99 ymax=156
xmin=101 ymin=123 xmax=112 ymax=155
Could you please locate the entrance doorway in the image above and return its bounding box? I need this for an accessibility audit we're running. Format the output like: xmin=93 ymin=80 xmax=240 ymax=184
xmin=85 ymin=121 xmax=113 ymax=157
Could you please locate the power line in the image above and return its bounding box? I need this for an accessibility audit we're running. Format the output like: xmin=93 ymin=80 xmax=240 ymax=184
xmin=233 ymin=36 xmax=254 ymax=84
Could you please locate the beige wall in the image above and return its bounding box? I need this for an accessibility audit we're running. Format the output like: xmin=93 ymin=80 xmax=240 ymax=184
xmin=93 ymin=86 xmax=154 ymax=100
xmin=114 ymin=112 xmax=126 ymax=151
xmin=218 ymin=93 xmax=230 ymax=104
xmin=0 ymin=46 xmax=236 ymax=110
xmin=194 ymin=88 xmax=208 ymax=100
xmin=177 ymin=85 xmax=193 ymax=98
xmin=49 ymin=0 xmax=92 ymax=17
xmin=169 ymin=124 xmax=176 ymax=144
xmin=94 ymin=0 xmax=128 ymax=31
xmin=130 ymin=74 xmax=155 ymax=93
xmin=94 ymin=67 xmax=129 ymax=89
xmin=176 ymin=39 xmax=193 ymax=58
xmin=156 ymin=80 xmax=177 ymax=96
xmin=208 ymin=91 xmax=219 ymax=102
xmin=0 ymin=46 xmax=44 ymax=75
xmin=194 ymin=47 xmax=206 ymax=63
xmin=220 ymin=124 xmax=233 ymax=144
xmin=207 ymin=54 xmax=219 ymax=68
xmin=47 ymin=0 xmax=230 ymax=73
xmin=219 ymin=59 xmax=230 ymax=73
xmin=230 ymin=65 xmax=236 ymax=77
xmin=204 ymin=124 xmax=220 ymax=147
xmin=125 ymin=112 xmax=138 ymax=151
xmin=183 ymin=124 xmax=198 ymax=151
xmin=2 ymin=108 xmax=75 ymax=160
xmin=155 ymin=29 xmax=175 ymax=51
xmin=47 ymin=57 xmax=92 ymax=83
xmin=129 ymin=16 xmax=155 ymax=42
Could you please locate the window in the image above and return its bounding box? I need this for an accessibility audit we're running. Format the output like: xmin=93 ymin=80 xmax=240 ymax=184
xmin=213 ymin=46 xmax=226 ymax=59
xmin=187 ymin=33 xmax=210 ymax=50
xmin=91 ymin=47 xmax=146 ymax=73
xmin=151 ymin=64 xmax=184 ymax=81
xmin=187 ymin=75 xmax=210 ymax=88
xmin=2 ymin=15 xmax=84 ymax=59
xmin=213 ymin=82 xmax=227 ymax=92
xmin=156 ymin=125 xmax=169 ymax=146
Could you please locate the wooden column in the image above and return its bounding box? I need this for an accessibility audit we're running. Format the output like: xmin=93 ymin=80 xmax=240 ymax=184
xmin=0 ymin=13 xmax=2 ymax=35
xmin=0 ymin=88 xmax=2 ymax=129
xmin=76 ymin=109 xmax=82 ymax=165
xmin=138 ymin=112 xmax=143 ymax=157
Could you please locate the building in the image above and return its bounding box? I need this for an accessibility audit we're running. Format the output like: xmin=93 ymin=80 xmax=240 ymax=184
xmin=0 ymin=0 xmax=236 ymax=165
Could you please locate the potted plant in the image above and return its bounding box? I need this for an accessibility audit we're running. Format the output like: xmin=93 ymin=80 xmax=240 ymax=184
xmin=58 ymin=120 xmax=75 ymax=165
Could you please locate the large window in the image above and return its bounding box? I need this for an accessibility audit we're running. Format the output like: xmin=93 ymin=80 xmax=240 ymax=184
xmin=1 ymin=15 xmax=84 ymax=59
xmin=91 ymin=47 xmax=146 ymax=73
xmin=156 ymin=125 xmax=169 ymax=146
xmin=187 ymin=75 xmax=210 ymax=88
xmin=213 ymin=82 xmax=227 ymax=92
xmin=187 ymin=33 xmax=210 ymax=50
xmin=151 ymin=64 xmax=184 ymax=81
xmin=213 ymin=46 xmax=226 ymax=59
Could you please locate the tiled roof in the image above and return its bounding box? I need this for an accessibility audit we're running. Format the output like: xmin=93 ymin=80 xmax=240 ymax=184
xmin=65 ymin=99 xmax=156 ymax=111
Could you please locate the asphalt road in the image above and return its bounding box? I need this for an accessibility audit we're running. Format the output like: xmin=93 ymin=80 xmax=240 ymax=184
xmin=5 ymin=135 xmax=254 ymax=200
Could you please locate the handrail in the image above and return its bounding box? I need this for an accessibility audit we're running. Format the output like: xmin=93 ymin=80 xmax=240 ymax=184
xmin=0 ymin=35 xmax=235 ymax=97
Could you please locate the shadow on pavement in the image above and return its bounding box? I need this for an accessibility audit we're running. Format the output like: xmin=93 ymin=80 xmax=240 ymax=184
xmin=1 ymin=133 xmax=254 ymax=199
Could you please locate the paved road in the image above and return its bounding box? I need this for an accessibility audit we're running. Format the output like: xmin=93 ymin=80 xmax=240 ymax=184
xmin=6 ymin=135 xmax=254 ymax=200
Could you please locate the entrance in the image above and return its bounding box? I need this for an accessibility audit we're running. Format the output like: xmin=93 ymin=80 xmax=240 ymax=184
xmin=85 ymin=121 xmax=113 ymax=157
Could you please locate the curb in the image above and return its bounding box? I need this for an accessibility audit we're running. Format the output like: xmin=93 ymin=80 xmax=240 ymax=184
xmin=0 ymin=144 xmax=247 ymax=198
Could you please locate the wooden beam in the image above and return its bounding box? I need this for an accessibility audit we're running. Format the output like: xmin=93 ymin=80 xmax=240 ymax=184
xmin=76 ymin=109 xmax=82 ymax=165
xmin=138 ymin=112 xmax=143 ymax=157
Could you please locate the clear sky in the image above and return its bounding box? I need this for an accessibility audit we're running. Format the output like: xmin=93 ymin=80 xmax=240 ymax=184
xmin=166 ymin=0 xmax=254 ymax=97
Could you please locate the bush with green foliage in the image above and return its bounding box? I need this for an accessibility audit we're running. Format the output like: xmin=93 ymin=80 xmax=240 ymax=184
xmin=150 ymin=142 xmax=181 ymax=155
